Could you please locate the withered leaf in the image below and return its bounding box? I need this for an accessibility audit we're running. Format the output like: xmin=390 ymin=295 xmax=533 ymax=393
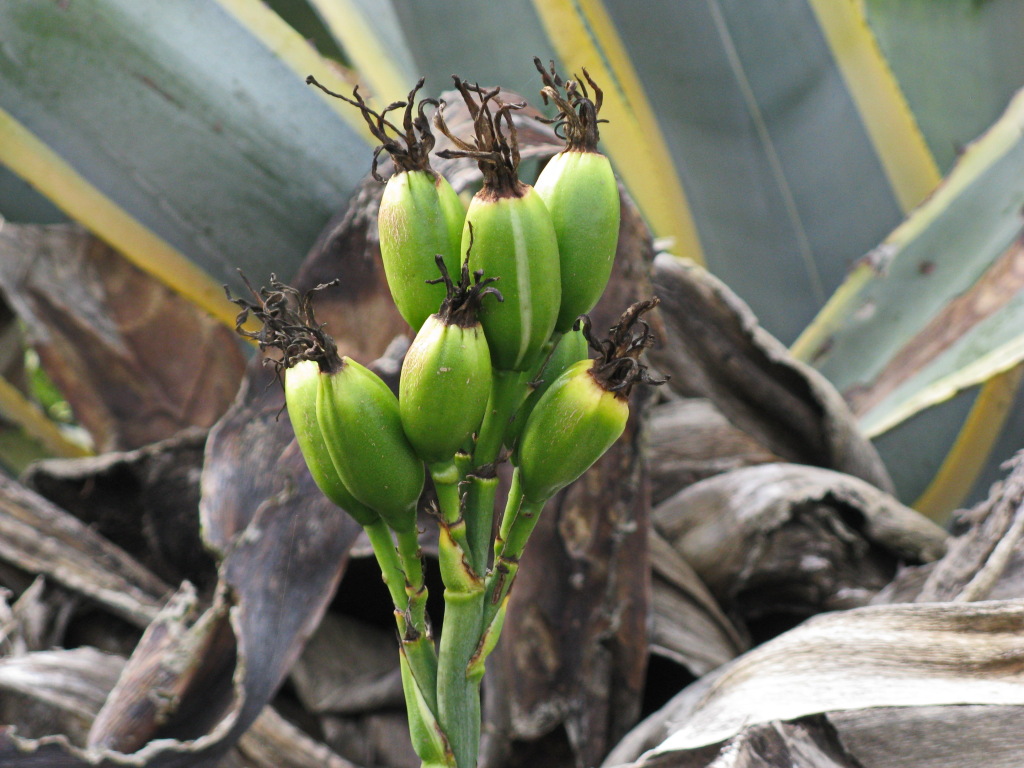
xmin=0 ymin=223 xmax=246 ymax=452
xmin=649 ymin=254 xmax=893 ymax=494
xmin=653 ymin=463 xmax=946 ymax=633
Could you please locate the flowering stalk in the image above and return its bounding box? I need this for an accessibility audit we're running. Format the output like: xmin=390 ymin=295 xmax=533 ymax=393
xmin=234 ymin=63 xmax=665 ymax=768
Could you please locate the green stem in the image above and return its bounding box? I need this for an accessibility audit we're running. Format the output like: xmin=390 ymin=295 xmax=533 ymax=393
xmin=431 ymin=460 xmax=473 ymax=560
xmin=396 ymin=526 xmax=429 ymax=634
xmin=365 ymin=519 xmax=439 ymax=716
xmin=492 ymin=466 xmax=524 ymax=563
xmin=482 ymin=496 xmax=547 ymax=636
xmin=363 ymin=518 xmax=410 ymax=612
xmin=464 ymin=474 xmax=498 ymax=577
xmin=473 ymin=369 xmax=527 ymax=467
xmin=466 ymin=370 xmax=529 ymax=573
xmin=437 ymin=588 xmax=484 ymax=768
xmin=501 ymin=496 xmax=547 ymax=559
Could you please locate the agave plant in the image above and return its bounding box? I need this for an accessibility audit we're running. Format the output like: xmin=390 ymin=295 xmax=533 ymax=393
xmin=1 ymin=1 xmax=1024 ymax=767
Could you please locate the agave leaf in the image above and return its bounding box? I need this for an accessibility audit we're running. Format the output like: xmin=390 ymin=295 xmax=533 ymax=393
xmin=529 ymin=0 xmax=705 ymax=266
xmin=0 ymin=0 xmax=372 ymax=318
xmin=0 ymin=374 xmax=88 ymax=461
xmin=588 ymin=0 xmax=942 ymax=343
xmin=387 ymin=0 xmax=942 ymax=344
xmin=792 ymin=88 xmax=1024 ymax=511
xmin=306 ymin=0 xmax=418 ymax=100
xmin=627 ymin=600 xmax=1024 ymax=767
xmin=864 ymin=0 xmax=1024 ymax=172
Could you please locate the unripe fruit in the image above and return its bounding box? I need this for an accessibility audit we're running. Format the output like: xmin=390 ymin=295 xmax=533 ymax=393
xmin=317 ymin=357 xmax=425 ymax=533
xmin=535 ymin=151 xmax=619 ymax=331
xmin=285 ymin=359 xmax=379 ymax=526
xmin=399 ymin=268 xmax=495 ymax=466
xmin=462 ymin=185 xmax=560 ymax=372
xmin=379 ymin=170 xmax=465 ymax=330
xmin=516 ymin=359 xmax=628 ymax=502
xmin=516 ymin=298 xmax=666 ymax=502
xmin=435 ymin=77 xmax=562 ymax=372
xmin=534 ymin=58 xmax=620 ymax=331
xmin=305 ymin=75 xmax=464 ymax=331
xmin=508 ymin=327 xmax=589 ymax=445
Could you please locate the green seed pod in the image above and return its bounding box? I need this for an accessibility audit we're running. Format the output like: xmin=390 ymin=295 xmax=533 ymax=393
xmin=225 ymin=275 xmax=395 ymax=528
xmin=379 ymin=169 xmax=465 ymax=330
xmin=307 ymin=75 xmax=464 ymax=331
xmin=399 ymin=258 xmax=501 ymax=465
xmin=516 ymin=300 xmax=666 ymax=502
xmin=534 ymin=59 xmax=620 ymax=332
xmin=507 ymin=327 xmax=589 ymax=445
xmin=285 ymin=359 xmax=379 ymax=526
xmin=436 ymin=78 xmax=561 ymax=372
xmin=516 ymin=358 xmax=628 ymax=502
xmin=317 ymin=356 xmax=425 ymax=534
xmin=463 ymin=187 xmax=560 ymax=371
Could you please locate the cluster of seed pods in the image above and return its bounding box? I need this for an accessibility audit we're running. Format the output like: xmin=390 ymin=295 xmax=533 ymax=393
xmin=234 ymin=61 xmax=663 ymax=768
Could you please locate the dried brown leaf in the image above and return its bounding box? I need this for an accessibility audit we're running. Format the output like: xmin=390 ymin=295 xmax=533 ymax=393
xmin=0 ymin=223 xmax=245 ymax=452
xmin=649 ymin=255 xmax=892 ymax=493
xmin=653 ymin=463 xmax=946 ymax=633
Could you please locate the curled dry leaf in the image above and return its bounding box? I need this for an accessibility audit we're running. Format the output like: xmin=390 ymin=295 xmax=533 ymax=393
xmin=0 ymin=223 xmax=245 ymax=452
xmin=0 ymin=475 xmax=170 ymax=628
xmin=653 ymin=463 xmax=947 ymax=633
xmin=878 ymin=449 xmax=1024 ymax=605
xmin=290 ymin=613 xmax=404 ymax=716
xmin=649 ymin=254 xmax=893 ymax=494
xmin=0 ymin=647 xmax=125 ymax=746
xmin=232 ymin=704 xmax=363 ymax=768
xmin=647 ymin=398 xmax=780 ymax=505
xmin=87 ymin=582 xmax=235 ymax=753
xmin=648 ymin=529 xmax=747 ymax=680
xmin=613 ymin=600 xmax=1024 ymax=768
xmin=0 ymin=163 xmax=389 ymax=766
xmin=22 ymin=427 xmax=216 ymax=591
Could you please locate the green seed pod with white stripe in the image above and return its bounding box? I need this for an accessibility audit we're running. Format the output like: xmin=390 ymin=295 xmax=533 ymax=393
xmin=516 ymin=300 xmax=665 ymax=502
xmin=317 ymin=356 xmax=425 ymax=534
xmin=462 ymin=186 xmax=560 ymax=371
xmin=307 ymin=75 xmax=465 ymax=331
xmin=400 ymin=257 xmax=501 ymax=465
xmin=285 ymin=359 xmax=379 ymax=526
xmin=436 ymin=78 xmax=561 ymax=372
xmin=534 ymin=59 xmax=620 ymax=332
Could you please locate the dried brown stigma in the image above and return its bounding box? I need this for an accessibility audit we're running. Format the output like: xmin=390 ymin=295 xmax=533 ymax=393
xmin=533 ymin=57 xmax=605 ymax=153
xmin=427 ymin=223 xmax=504 ymax=328
xmin=574 ymin=298 xmax=667 ymax=397
xmin=307 ymin=74 xmax=439 ymax=181
xmin=226 ymin=273 xmax=343 ymax=375
xmin=434 ymin=77 xmax=527 ymax=199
